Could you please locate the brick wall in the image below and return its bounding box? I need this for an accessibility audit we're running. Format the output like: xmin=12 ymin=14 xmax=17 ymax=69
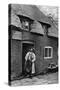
xmin=11 ymin=39 xmax=22 ymax=80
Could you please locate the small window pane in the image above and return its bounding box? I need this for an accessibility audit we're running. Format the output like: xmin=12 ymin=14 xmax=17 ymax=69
xmin=45 ymin=48 xmax=48 ymax=57
xmin=49 ymin=48 xmax=51 ymax=57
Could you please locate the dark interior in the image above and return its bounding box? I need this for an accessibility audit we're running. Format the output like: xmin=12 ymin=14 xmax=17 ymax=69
xmin=22 ymin=43 xmax=34 ymax=74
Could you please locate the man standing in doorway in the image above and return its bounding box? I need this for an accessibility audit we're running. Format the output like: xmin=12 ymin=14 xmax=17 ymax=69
xmin=25 ymin=48 xmax=36 ymax=77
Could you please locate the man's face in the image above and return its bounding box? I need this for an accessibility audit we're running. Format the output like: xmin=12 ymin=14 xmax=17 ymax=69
xmin=30 ymin=49 xmax=33 ymax=52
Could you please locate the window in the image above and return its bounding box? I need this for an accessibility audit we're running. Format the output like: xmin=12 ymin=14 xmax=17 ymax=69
xmin=41 ymin=23 xmax=48 ymax=35
xmin=44 ymin=46 xmax=53 ymax=59
xmin=44 ymin=26 xmax=48 ymax=35
xmin=21 ymin=20 xmax=29 ymax=30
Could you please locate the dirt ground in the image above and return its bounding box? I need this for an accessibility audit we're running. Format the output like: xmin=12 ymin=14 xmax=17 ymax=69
xmin=11 ymin=72 xmax=58 ymax=86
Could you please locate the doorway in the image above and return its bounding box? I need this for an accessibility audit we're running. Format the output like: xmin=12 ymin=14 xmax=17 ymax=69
xmin=22 ymin=42 xmax=34 ymax=74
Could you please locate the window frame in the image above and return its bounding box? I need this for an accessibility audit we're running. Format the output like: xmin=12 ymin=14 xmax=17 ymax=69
xmin=44 ymin=46 xmax=53 ymax=59
xmin=21 ymin=20 xmax=29 ymax=31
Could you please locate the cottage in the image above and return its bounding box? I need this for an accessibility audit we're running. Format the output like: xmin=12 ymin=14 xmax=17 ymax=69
xmin=8 ymin=4 xmax=58 ymax=81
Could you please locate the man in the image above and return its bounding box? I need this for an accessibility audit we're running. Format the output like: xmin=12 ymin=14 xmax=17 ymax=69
xmin=25 ymin=48 xmax=36 ymax=77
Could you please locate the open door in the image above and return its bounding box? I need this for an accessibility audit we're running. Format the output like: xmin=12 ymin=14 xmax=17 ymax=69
xmin=22 ymin=42 xmax=34 ymax=74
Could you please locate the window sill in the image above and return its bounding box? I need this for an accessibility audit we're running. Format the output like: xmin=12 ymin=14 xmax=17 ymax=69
xmin=44 ymin=57 xmax=52 ymax=59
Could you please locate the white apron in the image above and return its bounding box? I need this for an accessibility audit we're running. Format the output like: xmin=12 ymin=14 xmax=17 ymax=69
xmin=32 ymin=62 xmax=35 ymax=74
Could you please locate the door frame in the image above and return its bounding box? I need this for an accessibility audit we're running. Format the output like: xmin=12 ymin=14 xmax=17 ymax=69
xmin=21 ymin=40 xmax=35 ymax=73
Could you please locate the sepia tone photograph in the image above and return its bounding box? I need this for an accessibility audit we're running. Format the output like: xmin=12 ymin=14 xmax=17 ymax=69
xmin=8 ymin=4 xmax=58 ymax=86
